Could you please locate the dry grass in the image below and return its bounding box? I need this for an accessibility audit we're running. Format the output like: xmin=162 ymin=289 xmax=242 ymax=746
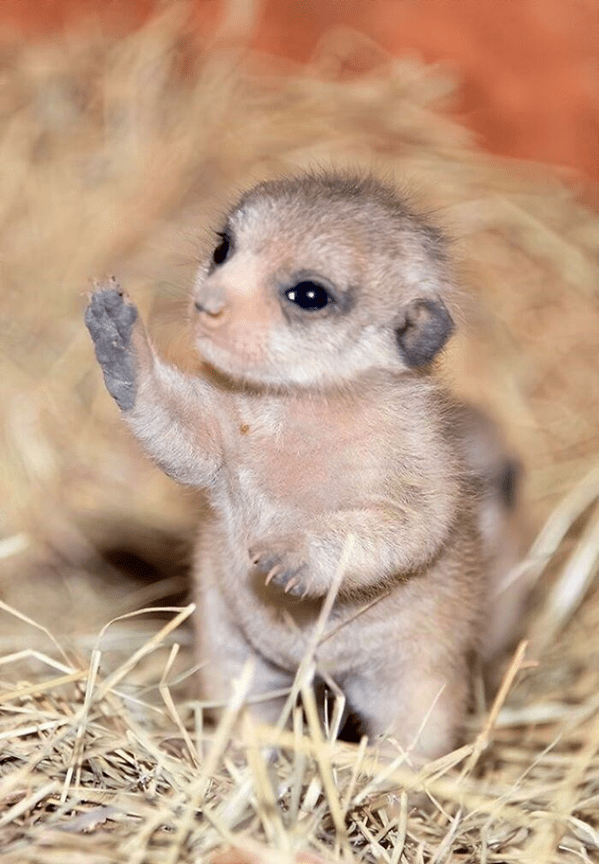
xmin=0 ymin=5 xmax=598 ymax=862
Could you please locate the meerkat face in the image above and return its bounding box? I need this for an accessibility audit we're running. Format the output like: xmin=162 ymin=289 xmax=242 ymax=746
xmin=191 ymin=172 xmax=455 ymax=389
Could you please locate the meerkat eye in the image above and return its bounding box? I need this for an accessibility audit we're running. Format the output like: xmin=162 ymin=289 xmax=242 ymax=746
xmin=285 ymin=281 xmax=332 ymax=310
xmin=212 ymin=232 xmax=231 ymax=266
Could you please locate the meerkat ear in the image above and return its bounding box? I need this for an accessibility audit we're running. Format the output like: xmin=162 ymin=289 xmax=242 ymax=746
xmin=395 ymin=297 xmax=454 ymax=367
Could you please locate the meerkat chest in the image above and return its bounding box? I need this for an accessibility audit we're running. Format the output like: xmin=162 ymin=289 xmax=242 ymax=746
xmin=226 ymin=393 xmax=389 ymax=515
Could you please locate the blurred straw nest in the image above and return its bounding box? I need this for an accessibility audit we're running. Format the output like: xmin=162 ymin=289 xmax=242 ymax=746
xmin=1 ymin=5 xmax=598 ymax=863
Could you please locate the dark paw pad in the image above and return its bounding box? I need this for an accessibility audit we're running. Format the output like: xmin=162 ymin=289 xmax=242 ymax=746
xmin=85 ymin=279 xmax=138 ymax=411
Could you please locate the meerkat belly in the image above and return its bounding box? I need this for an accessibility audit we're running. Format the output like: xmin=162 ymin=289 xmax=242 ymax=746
xmin=241 ymin=440 xmax=381 ymax=515
xmin=231 ymin=395 xmax=389 ymax=515
xmin=200 ymin=391 xmax=469 ymax=671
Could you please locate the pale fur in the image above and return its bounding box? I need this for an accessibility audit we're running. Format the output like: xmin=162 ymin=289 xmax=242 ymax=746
xmin=85 ymin=171 xmax=523 ymax=761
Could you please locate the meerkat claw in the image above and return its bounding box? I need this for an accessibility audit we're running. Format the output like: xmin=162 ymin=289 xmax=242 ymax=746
xmin=265 ymin=565 xmax=283 ymax=586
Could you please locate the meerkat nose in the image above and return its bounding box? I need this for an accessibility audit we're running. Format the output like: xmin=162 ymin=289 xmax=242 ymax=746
xmin=195 ymin=302 xmax=229 ymax=328
xmin=194 ymin=287 xmax=228 ymax=325
xmin=195 ymin=299 xmax=225 ymax=315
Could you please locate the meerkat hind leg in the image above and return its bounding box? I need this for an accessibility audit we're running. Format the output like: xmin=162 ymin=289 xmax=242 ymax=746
xmin=343 ymin=661 xmax=467 ymax=764
xmin=198 ymin=633 xmax=294 ymax=728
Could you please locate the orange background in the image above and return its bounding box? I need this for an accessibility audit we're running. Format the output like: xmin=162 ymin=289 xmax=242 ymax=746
xmin=2 ymin=0 xmax=598 ymax=180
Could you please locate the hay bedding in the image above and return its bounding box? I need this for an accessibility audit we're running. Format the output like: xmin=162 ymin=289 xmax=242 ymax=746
xmin=0 ymin=7 xmax=598 ymax=862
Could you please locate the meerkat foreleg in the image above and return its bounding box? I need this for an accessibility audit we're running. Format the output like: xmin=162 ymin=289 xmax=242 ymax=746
xmin=250 ymin=503 xmax=449 ymax=598
xmin=85 ymin=282 xmax=223 ymax=487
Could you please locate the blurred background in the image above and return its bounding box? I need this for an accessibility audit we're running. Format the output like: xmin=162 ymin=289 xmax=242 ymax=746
xmin=0 ymin=0 xmax=597 ymax=638
xmin=2 ymin=0 xmax=598 ymax=179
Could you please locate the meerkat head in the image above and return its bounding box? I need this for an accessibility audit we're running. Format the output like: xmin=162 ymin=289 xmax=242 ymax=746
xmin=191 ymin=171 xmax=455 ymax=389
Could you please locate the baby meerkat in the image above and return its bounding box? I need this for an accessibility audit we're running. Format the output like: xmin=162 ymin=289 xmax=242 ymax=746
xmin=85 ymin=171 xmax=521 ymax=762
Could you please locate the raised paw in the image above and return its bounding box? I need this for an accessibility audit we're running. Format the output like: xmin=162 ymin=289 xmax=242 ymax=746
xmin=85 ymin=279 xmax=139 ymax=411
xmin=249 ymin=537 xmax=310 ymax=598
